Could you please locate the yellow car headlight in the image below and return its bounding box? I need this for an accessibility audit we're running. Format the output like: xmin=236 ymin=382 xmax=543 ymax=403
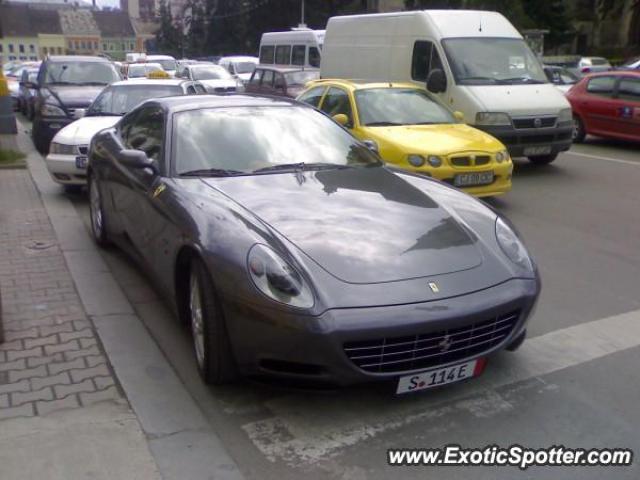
xmin=495 ymin=150 xmax=510 ymax=163
xmin=407 ymin=154 xmax=425 ymax=167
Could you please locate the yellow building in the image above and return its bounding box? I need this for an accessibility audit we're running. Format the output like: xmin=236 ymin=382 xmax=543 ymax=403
xmin=0 ymin=4 xmax=64 ymax=62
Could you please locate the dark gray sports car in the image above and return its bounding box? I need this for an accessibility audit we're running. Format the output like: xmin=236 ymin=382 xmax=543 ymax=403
xmin=87 ymin=95 xmax=540 ymax=393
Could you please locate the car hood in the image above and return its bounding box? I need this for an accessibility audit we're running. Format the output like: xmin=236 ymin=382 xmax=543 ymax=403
xmin=199 ymin=79 xmax=237 ymax=88
xmin=53 ymin=116 xmax=120 ymax=145
xmin=203 ymin=167 xmax=483 ymax=284
xmin=45 ymin=85 xmax=105 ymax=108
xmin=463 ymin=84 xmax=570 ymax=116
xmin=363 ymin=124 xmax=504 ymax=155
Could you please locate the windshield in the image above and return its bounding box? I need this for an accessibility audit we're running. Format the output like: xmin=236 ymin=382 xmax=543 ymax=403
xmin=154 ymin=59 xmax=177 ymax=71
xmin=355 ymin=88 xmax=455 ymax=126
xmin=443 ymin=38 xmax=547 ymax=85
xmin=284 ymin=70 xmax=320 ymax=86
xmin=191 ymin=66 xmax=232 ymax=80
xmin=234 ymin=62 xmax=257 ymax=74
xmin=622 ymin=56 xmax=640 ymax=67
xmin=87 ymin=84 xmax=182 ymax=116
xmin=174 ymin=106 xmax=381 ymax=175
xmin=44 ymin=62 xmax=121 ymax=85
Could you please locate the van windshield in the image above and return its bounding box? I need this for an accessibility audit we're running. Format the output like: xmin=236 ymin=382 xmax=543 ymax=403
xmin=355 ymin=88 xmax=455 ymax=126
xmin=442 ymin=38 xmax=547 ymax=86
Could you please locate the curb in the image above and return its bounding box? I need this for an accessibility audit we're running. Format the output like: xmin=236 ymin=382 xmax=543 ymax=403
xmin=15 ymin=120 xmax=245 ymax=480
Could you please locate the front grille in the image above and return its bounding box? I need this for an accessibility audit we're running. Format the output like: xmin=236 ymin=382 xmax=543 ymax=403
xmin=78 ymin=145 xmax=88 ymax=155
xmin=450 ymin=156 xmax=471 ymax=167
xmin=344 ymin=310 xmax=520 ymax=373
xmin=475 ymin=155 xmax=490 ymax=166
xmin=513 ymin=117 xmax=557 ymax=129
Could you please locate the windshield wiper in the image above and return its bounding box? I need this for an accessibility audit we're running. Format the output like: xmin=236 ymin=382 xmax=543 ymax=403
xmin=252 ymin=162 xmax=353 ymax=174
xmin=497 ymin=77 xmax=545 ymax=85
xmin=78 ymin=82 xmax=110 ymax=86
xmin=364 ymin=121 xmax=403 ymax=127
xmin=457 ymin=76 xmax=499 ymax=84
xmin=45 ymin=81 xmax=77 ymax=86
xmin=86 ymin=112 xmax=122 ymax=117
xmin=179 ymin=168 xmax=246 ymax=177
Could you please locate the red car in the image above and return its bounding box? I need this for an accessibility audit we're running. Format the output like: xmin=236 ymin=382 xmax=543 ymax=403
xmin=567 ymin=71 xmax=640 ymax=143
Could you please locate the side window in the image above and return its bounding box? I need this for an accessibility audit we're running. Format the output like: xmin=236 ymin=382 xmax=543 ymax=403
xmin=617 ymin=78 xmax=640 ymax=101
xmin=320 ymin=87 xmax=353 ymax=126
xmin=250 ymin=69 xmax=263 ymax=85
xmin=309 ymin=47 xmax=320 ymax=68
xmin=124 ymin=107 xmax=165 ymax=162
xmin=259 ymin=45 xmax=275 ymax=64
xmin=261 ymin=70 xmax=274 ymax=87
xmin=275 ymin=45 xmax=291 ymax=65
xmin=274 ymin=73 xmax=286 ymax=89
xmin=194 ymin=84 xmax=207 ymax=94
xmin=292 ymin=45 xmax=305 ymax=66
xmin=411 ymin=40 xmax=443 ymax=81
xmin=298 ymin=86 xmax=326 ymax=107
xmin=186 ymin=85 xmax=197 ymax=95
xmin=586 ymin=76 xmax=615 ymax=96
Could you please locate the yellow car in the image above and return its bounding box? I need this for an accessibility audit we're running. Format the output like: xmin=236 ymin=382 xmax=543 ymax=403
xmin=297 ymin=80 xmax=512 ymax=197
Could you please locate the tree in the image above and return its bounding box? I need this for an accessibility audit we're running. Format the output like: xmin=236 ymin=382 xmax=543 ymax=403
xmin=156 ymin=0 xmax=181 ymax=56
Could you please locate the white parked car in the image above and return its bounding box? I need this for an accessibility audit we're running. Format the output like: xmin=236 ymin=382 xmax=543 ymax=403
xmin=177 ymin=64 xmax=241 ymax=93
xmin=126 ymin=62 xmax=164 ymax=79
xmin=218 ymin=56 xmax=259 ymax=83
xmin=45 ymin=79 xmax=206 ymax=190
xmin=146 ymin=55 xmax=178 ymax=77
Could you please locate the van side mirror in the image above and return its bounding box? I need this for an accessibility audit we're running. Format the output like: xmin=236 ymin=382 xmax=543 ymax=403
xmin=453 ymin=111 xmax=465 ymax=123
xmin=426 ymin=69 xmax=447 ymax=94
xmin=118 ymin=149 xmax=157 ymax=173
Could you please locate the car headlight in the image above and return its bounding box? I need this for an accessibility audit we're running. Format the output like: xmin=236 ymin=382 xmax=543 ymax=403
xmin=495 ymin=217 xmax=534 ymax=272
xmin=247 ymin=244 xmax=314 ymax=309
xmin=475 ymin=112 xmax=511 ymax=126
xmin=495 ymin=150 xmax=510 ymax=163
xmin=557 ymin=108 xmax=572 ymax=123
xmin=427 ymin=155 xmax=442 ymax=167
xmin=407 ymin=154 xmax=425 ymax=167
xmin=50 ymin=142 xmax=77 ymax=155
xmin=41 ymin=103 xmax=66 ymax=117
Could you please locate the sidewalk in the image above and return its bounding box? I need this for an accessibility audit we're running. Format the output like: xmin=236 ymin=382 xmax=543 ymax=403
xmin=0 ymin=167 xmax=161 ymax=478
xmin=1 ymin=120 xmax=244 ymax=480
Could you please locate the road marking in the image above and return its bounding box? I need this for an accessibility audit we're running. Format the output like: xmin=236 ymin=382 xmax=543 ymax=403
xmin=564 ymin=150 xmax=640 ymax=167
xmin=242 ymin=309 xmax=640 ymax=466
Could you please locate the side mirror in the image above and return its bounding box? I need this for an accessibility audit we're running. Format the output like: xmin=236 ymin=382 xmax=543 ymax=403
xmin=453 ymin=111 xmax=465 ymax=123
xmin=73 ymin=108 xmax=86 ymax=119
xmin=426 ymin=69 xmax=447 ymax=94
xmin=118 ymin=149 xmax=157 ymax=173
xmin=363 ymin=139 xmax=379 ymax=153
xmin=332 ymin=113 xmax=349 ymax=126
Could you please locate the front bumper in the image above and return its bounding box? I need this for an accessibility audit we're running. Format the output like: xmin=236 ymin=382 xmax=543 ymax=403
xmin=223 ymin=278 xmax=539 ymax=386
xmin=476 ymin=121 xmax=573 ymax=158
xmin=45 ymin=153 xmax=87 ymax=185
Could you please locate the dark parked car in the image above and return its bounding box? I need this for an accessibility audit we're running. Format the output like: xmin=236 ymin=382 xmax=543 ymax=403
xmin=19 ymin=68 xmax=40 ymax=120
xmin=29 ymin=56 xmax=122 ymax=154
xmin=87 ymin=95 xmax=539 ymax=392
xmin=245 ymin=66 xmax=319 ymax=98
xmin=567 ymin=71 xmax=640 ymax=143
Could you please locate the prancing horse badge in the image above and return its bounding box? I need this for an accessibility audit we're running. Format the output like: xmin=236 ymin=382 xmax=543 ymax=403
xmin=428 ymin=282 xmax=439 ymax=293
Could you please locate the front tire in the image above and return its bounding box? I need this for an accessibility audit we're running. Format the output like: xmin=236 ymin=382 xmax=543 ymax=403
xmin=188 ymin=258 xmax=237 ymax=385
xmin=528 ymin=153 xmax=558 ymax=165
xmin=88 ymin=172 xmax=110 ymax=247
xmin=573 ymin=115 xmax=586 ymax=143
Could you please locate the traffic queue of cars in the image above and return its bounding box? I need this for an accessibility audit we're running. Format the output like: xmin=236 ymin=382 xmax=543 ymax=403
xmin=10 ymin=7 xmax=637 ymax=394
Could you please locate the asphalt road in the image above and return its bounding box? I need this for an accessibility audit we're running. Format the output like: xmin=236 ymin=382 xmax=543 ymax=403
xmin=60 ymin=138 xmax=640 ymax=479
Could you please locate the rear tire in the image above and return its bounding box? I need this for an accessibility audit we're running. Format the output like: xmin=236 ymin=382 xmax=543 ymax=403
xmin=63 ymin=185 xmax=83 ymax=195
xmin=573 ymin=115 xmax=586 ymax=143
xmin=88 ymin=171 xmax=110 ymax=247
xmin=528 ymin=153 xmax=558 ymax=165
xmin=188 ymin=258 xmax=237 ymax=385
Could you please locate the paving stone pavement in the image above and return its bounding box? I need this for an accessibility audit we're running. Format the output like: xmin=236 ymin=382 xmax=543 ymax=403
xmin=0 ymin=169 xmax=121 ymax=420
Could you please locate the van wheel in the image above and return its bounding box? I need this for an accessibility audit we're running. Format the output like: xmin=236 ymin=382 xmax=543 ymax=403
xmin=573 ymin=115 xmax=586 ymax=143
xmin=528 ymin=153 xmax=558 ymax=165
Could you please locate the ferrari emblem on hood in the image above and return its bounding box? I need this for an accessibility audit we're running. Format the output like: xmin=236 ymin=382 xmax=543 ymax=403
xmin=428 ymin=282 xmax=439 ymax=293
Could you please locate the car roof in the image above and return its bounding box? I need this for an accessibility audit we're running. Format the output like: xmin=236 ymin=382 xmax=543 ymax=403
xmin=305 ymin=79 xmax=423 ymax=92
xmin=256 ymin=65 xmax=316 ymax=73
xmin=582 ymin=70 xmax=640 ymax=78
xmin=146 ymin=55 xmax=175 ymax=60
xmin=111 ymin=79 xmax=191 ymax=87
xmin=220 ymin=56 xmax=258 ymax=62
xmin=46 ymin=55 xmax=112 ymax=63
xmin=142 ymin=94 xmax=300 ymax=113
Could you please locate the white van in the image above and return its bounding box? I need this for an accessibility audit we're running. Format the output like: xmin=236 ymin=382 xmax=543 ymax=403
xmin=259 ymin=28 xmax=324 ymax=69
xmin=321 ymin=10 xmax=573 ymax=164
